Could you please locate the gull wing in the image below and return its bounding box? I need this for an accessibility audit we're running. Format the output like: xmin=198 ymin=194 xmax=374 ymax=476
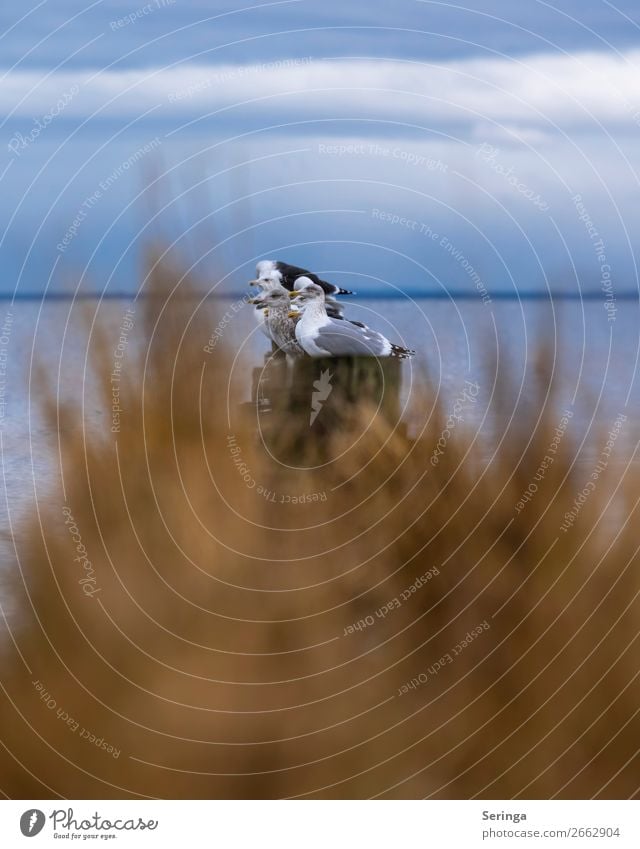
xmin=312 ymin=318 xmax=389 ymax=357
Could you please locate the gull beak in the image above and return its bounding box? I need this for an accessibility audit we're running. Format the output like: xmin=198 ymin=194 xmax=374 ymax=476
xmin=248 ymin=279 xmax=259 ymax=286
xmin=288 ymin=291 xmax=298 ymax=299
xmin=287 ymin=311 xmax=298 ymax=319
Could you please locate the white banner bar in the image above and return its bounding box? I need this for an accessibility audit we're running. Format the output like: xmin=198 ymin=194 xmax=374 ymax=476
xmin=0 ymin=800 xmax=638 ymax=847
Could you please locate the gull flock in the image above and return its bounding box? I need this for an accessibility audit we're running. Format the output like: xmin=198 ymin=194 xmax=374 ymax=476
xmin=249 ymin=260 xmax=414 ymax=359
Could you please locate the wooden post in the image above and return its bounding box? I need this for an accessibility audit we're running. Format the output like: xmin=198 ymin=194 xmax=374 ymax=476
xmin=242 ymin=353 xmax=405 ymax=459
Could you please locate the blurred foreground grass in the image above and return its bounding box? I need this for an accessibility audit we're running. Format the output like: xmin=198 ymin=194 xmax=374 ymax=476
xmin=1 ymin=255 xmax=638 ymax=799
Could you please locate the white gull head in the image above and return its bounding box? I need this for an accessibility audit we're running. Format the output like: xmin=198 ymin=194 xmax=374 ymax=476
xmin=291 ymin=278 xmax=325 ymax=303
xmin=250 ymin=260 xmax=282 ymax=289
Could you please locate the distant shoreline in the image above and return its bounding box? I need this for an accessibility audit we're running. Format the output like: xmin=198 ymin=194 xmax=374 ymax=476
xmin=1 ymin=290 xmax=637 ymax=302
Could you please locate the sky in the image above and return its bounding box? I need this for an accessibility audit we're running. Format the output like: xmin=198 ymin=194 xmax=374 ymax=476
xmin=1 ymin=0 xmax=640 ymax=297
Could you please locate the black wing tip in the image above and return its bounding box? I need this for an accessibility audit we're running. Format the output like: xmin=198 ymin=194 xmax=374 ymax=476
xmin=390 ymin=344 xmax=415 ymax=359
xmin=335 ymin=287 xmax=355 ymax=296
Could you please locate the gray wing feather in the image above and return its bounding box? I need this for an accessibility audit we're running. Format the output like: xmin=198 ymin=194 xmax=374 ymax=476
xmin=314 ymin=318 xmax=389 ymax=356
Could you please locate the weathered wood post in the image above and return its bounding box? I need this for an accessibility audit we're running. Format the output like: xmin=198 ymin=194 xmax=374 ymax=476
xmin=244 ymin=352 xmax=405 ymax=459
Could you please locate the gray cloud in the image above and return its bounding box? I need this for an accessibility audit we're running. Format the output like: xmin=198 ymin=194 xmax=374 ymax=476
xmin=4 ymin=51 xmax=640 ymax=141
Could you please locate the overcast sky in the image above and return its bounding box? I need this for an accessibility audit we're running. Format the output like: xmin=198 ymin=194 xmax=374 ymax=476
xmin=3 ymin=0 xmax=640 ymax=68
xmin=1 ymin=0 xmax=640 ymax=295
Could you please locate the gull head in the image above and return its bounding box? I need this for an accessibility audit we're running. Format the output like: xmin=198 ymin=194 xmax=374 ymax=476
xmin=258 ymin=286 xmax=291 ymax=308
xmin=291 ymin=278 xmax=325 ymax=308
xmin=249 ymin=259 xmax=281 ymax=288
xmin=250 ymin=282 xmax=290 ymax=308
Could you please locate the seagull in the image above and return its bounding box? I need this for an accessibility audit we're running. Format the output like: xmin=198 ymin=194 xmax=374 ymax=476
xmin=292 ymin=277 xmax=373 ymax=330
xmin=290 ymin=280 xmax=414 ymax=359
xmin=250 ymin=278 xmax=278 ymax=338
xmin=250 ymin=260 xmax=353 ymax=320
xmin=251 ymin=260 xmax=354 ymax=296
xmin=251 ymin=285 xmax=303 ymax=355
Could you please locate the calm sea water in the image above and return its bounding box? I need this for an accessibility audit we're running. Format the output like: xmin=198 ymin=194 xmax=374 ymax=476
xmin=1 ymin=296 xmax=638 ymax=538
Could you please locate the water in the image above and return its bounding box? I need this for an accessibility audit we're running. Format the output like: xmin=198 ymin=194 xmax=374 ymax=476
xmin=1 ymin=296 xmax=638 ymax=541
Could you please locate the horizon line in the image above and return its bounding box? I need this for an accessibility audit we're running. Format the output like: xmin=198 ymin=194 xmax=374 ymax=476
xmin=0 ymin=290 xmax=635 ymax=303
